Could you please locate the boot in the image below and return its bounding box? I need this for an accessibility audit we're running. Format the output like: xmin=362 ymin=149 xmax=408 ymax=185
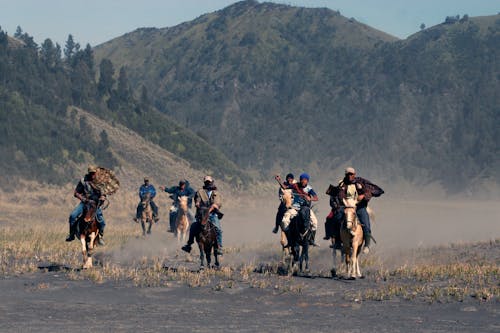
xmin=272 ymin=226 xmax=279 ymax=234
xmin=65 ymin=224 xmax=76 ymax=242
xmin=154 ymin=215 xmax=159 ymax=223
xmin=363 ymin=232 xmax=371 ymax=254
xmin=133 ymin=217 xmax=139 ymax=223
xmin=97 ymin=230 xmax=105 ymax=246
xmin=181 ymin=244 xmax=192 ymax=253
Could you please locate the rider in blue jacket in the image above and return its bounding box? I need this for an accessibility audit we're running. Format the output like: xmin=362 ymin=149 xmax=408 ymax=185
xmin=134 ymin=177 xmax=159 ymax=222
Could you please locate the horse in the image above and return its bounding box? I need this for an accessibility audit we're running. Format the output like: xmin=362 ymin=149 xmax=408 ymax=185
xmin=280 ymin=189 xmax=311 ymax=274
xmin=278 ymin=189 xmax=293 ymax=261
xmin=78 ymin=200 xmax=101 ymax=269
xmin=140 ymin=192 xmax=154 ymax=236
xmin=195 ymin=208 xmax=219 ymax=269
xmin=175 ymin=196 xmax=190 ymax=244
xmin=338 ymin=198 xmax=365 ymax=279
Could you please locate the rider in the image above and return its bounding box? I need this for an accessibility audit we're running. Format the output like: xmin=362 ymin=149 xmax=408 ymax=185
xmin=281 ymin=173 xmax=319 ymax=246
xmin=324 ymin=183 xmax=344 ymax=250
xmin=273 ymin=173 xmax=296 ymax=234
xmin=134 ymin=177 xmax=159 ymax=223
xmin=181 ymin=175 xmax=224 ymax=255
xmin=337 ymin=167 xmax=373 ymax=253
xmin=66 ymin=165 xmax=106 ymax=245
xmin=160 ymin=179 xmax=195 ymax=232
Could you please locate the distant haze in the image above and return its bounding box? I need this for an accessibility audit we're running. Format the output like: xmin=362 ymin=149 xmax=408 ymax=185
xmin=1 ymin=0 xmax=499 ymax=46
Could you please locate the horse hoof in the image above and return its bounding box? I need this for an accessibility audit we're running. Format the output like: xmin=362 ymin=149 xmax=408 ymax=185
xmin=359 ymin=275 xmax=365 ymax=279
xmin=331 ymin=269 xmax=337 ymax=278
xmin=347 ymin=276 xmax=356 ymax=280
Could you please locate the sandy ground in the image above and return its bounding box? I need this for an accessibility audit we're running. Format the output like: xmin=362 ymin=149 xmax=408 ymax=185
xmin=0 ymin=270 xmax=498 ymax=333
xmin=1 ymin=194 xmax=499 ymax=332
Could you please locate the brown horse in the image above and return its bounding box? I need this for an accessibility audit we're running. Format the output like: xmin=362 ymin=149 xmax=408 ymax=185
xmin=195 ymin=208 xmax=219 ymax=269
xmin=140 ymin=192 xmax=154 ymax=236
xmin=175 ymin=196 xmax=190 ymax=244
xmin=339 ymin=198 xmax=364 ymax=279
xmin=78 ymin=200 xmax=101 ymax=269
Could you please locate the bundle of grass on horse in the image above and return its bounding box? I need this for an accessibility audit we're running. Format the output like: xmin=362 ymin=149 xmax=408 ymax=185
xmin=138 ymin=192 xmax=154 ymax=236
xmin=195 ymin=207 xmax=219 ymax=269
xmin=175 ymin=196 xmax=190 ymax=244
xmin=78 ymin=199 xmax=105 ymax=269
xmin=280 ymin=189 xmax=311 ymax=274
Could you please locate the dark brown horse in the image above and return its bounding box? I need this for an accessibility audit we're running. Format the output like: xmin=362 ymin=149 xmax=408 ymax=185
xmin=78 ymin=200 xmax=101 ymax=269
xmin=195 ymin=208 xmax=219 ymax=269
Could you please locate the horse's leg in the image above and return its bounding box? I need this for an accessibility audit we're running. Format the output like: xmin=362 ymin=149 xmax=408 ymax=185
xmin=141 ymin=220 xmax=146 ymax=236
xmin=354 ymin=243 xmax=362 ymax=278
xmin=304 ymin=243 xmax=309 ymax=272
xmin=214 ymin=247 xmax=219 ymax=268
xmin=332 ymin=246 xmax=338 ymax=277
xmin=206 ymin=248 xmax=212 ymax=268
xmin=280 ymin=230 xmax=289 ymax=262
xmin=147 ymin=219 xmax=152 ymax=234
xmin=80 ymin=235 xmax=87 ymax=268
xmin=198 ymin=244 xmax=205 ymax=269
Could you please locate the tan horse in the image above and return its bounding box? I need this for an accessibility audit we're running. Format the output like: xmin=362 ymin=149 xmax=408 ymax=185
xmin=340 ymin=198 xmax=365 ymax=279
xmin=278 ymin=189 xmax=295 ymax=261
xmin=79 ymin=201 xmax=100 ymax=269
xmin=140 ymin=192 xmax=154 ymax=236
xmin=175 ymin=196 xmax=190 ymax=244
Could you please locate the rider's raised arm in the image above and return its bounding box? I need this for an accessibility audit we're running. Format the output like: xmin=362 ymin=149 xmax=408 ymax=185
xmin=308 ymin=188 xmax=319 ymax=202
xmin=163 ymin=186 xmax=177 ymax=194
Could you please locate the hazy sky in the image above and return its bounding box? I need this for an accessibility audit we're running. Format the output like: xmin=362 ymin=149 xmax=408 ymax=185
xmin=1 ymin=0 xmax=499 ymax=47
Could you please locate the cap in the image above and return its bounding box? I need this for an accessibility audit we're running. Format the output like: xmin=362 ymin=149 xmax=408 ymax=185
xmin=299 ymin=173 xmax=310 ymax=181
xmin=144 ymin=177 xmax=149 ymax=182
xmin=179 ymin=179 xmax=186 ymax=185
xmin=88 ymin=164 xmax=98 ymax=173
xmin=345 ymin=167 xmax=356 ymax=175
xmin=203 ymin=175 xmax=214 ymax=183
xmin=286 ymin=173 xmax=294 ymax=180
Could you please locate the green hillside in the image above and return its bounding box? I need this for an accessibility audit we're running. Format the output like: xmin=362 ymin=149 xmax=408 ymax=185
xmin=0 ymin=28 xmax=247 ymax=187
xmin=94 ymin=1 xmax=500 ymax=192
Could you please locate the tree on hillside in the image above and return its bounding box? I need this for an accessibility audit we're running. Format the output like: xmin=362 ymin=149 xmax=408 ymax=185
xmin=420 ymin=23 xmax=426 ymax=30
xmin=40 ymin=38 xmax=59 ymax=69
xmin=64 ymin=34 xmax=76 ymax=63
xmin=117 ymin=66 xmax=131 ymax=101
xmin=14 ymin=26 xmax=23 ymax=38
xmin=97 ymin=58 xmax=115 ymax=97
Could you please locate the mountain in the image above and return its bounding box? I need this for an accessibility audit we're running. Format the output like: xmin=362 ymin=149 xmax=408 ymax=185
xmin=94 ymin=1 xmax=500 ymax=193
xmin=0 ymin=27 xmax=247 ymax=188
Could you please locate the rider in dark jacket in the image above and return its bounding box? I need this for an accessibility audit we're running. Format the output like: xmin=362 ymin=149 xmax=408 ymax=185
xmin=66 ymin=165 xmax=106 ymax=245
xmin=160 ymin=180 xmax=195 ymax=232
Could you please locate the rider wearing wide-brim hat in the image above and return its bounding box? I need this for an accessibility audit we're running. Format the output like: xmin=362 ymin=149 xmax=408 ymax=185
xmin=337 ymin=167 xmax=373 ymax=253
xmin=181 ymin=175 xmax=224 ymax=255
